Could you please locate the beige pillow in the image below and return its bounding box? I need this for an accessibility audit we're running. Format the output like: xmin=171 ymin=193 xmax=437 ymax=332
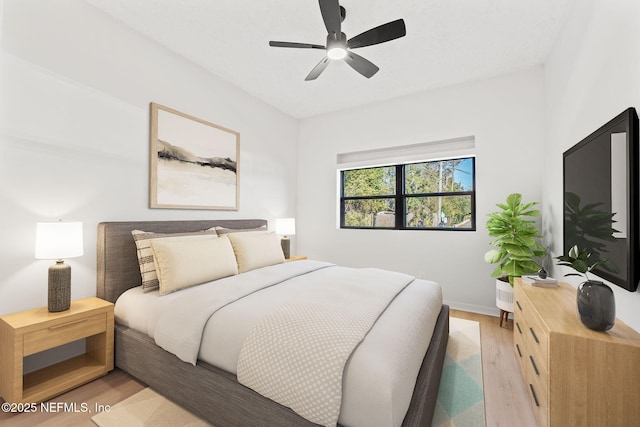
xmin=214 ymin=225 xmax=267 ymax=235
xmin=227 ymin=232 xmax=285 ymax=273
xmin=131 ymin=229 xmax=218 ymax=292
xmin=150 ymin=236 xmax=238 ymax=296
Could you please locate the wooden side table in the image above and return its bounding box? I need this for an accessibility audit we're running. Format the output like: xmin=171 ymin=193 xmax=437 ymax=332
xmin=285 ymin=255 xmax=307 ymax=262
xmin=0 ymin=297 xmax=114 ymax=404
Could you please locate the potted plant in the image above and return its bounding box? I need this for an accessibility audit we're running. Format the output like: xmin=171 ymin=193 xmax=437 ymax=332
xmin=556 ymin=245 xmax=615 ymax=331
xmin=484 ymin=193 xmax=547 ymax=322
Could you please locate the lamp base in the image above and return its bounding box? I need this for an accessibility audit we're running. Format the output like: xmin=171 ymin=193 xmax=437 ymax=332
xmin=280 ymin=237 xmax=291 ymax=259
xmin=48 ymin=261 xmax=71 ymax=312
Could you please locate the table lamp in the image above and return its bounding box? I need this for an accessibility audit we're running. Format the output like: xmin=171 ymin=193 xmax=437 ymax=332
xmin=35 ymin=221 xmax=83 ymax=312
xmin=275 ymin=218 xmax=295 ymax=259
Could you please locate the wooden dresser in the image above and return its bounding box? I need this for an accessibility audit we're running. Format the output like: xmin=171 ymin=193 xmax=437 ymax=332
xmin=513 ymin=279 xmax=640 ymax=427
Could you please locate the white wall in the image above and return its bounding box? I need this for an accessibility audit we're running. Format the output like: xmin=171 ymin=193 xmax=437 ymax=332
xmin=543 ymin=0 xmax=640 ymax=331
xmin=5 ymin=0 xmax=637 ymax=340
xmin=0 ymin=0 xmax=299 ymax=318
xmin=298 ymin=68 xmax=546 ymax=314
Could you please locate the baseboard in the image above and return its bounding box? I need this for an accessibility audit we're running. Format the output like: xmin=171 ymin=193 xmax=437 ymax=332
xmin=444 ymin=300 xmax=500 ymax=317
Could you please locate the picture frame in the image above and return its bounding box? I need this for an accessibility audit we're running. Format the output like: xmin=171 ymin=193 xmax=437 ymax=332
xmin=149 ymin=102 xmax=240 ymax=210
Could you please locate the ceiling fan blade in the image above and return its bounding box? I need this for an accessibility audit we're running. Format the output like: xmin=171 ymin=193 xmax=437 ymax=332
xmin=269 ymin=41 xmax=326 ymax=49
xmin=305 ymin=57 xmax=331 ymax=81
xmin=318 ymin=0 xmax=341 ymax=39
xmin=344 ymin=52 xmax=379 ymax=78
xmin=347 ymin=19 xmax=406 ymax=49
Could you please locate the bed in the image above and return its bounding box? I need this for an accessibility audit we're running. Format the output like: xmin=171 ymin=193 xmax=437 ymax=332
xmin=96 ymin=219 xmax=449 ymax=427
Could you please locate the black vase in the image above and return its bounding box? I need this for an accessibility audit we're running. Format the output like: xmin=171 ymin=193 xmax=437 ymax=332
xmin=576 ymin=280 xmax=615 ymax=331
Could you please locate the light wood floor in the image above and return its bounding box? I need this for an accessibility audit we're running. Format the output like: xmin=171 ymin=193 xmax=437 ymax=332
xmin=1 ymin=310 xmax=537 ymax=427
xmin=450 ymin=309 xmax=537 ymax=427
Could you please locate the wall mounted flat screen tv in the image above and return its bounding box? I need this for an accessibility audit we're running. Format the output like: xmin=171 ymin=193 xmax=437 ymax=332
xmin=563 ymin=107 xmax=639 ymax=292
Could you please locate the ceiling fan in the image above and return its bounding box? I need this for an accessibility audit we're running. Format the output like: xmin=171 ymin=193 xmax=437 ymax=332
xmin=269 ymin=0 xmax=406 ymax=81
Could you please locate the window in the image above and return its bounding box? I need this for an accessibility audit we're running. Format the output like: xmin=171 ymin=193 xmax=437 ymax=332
xmin=340 ymin=157 xmax=476 ymax=230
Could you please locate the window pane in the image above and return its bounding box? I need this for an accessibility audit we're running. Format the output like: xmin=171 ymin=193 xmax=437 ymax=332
xmin=405 ymin=158 xmax=473 ymax=194
xmin=405 ymin=195 xmax=473 ymax=229
xmin=343 ymin=167 xmax=396 ymax=197
xmin=344 ymin=199 xmax=396 ymax=227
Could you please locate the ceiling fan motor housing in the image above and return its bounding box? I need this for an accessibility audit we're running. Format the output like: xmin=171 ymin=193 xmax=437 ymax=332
xmin=326 ymin=32 xmax=347 ymax=49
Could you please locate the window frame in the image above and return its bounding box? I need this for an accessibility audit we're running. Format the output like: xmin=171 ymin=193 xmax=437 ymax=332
xmin=339 ymin=157 xmax=476 ymax=231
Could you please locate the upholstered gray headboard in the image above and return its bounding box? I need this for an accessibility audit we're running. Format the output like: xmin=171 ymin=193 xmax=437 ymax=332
xmin=96 ymin=219 xmax=268 ymax=303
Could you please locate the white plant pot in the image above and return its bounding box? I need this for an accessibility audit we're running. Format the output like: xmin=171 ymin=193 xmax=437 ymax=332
xmin=496 ymin=279 xmax=514 ymax=312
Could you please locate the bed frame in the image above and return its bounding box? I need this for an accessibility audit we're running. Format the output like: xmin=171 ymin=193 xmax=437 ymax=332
xmin=97 ymin=219 xmax=449 ymax=426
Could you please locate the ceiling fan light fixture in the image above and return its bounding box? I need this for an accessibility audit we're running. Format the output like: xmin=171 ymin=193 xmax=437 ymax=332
xmin=268 ymin=2 xmax=406 ymax=80
xmin=326 ymin=31 xmax=348 ymax=60
xmin=327 ymin=47 xmax=347 ymax=60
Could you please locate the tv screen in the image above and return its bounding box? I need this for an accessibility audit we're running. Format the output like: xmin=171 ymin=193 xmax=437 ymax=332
xmin=563 ymin=107 xmax=639 ymax=292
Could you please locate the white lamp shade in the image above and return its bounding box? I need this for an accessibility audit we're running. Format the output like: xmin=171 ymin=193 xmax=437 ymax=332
xmin=35 ymin=221 xmax=84 ymax=260
xmin=275 ymin=218 xmax=296 ymax=236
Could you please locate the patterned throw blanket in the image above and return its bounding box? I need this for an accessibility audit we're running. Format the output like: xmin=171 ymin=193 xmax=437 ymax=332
xmin=154 ymin=261 xmax=333 ymax=365
xmin=237 ymin=266 xmax=414 ymax=427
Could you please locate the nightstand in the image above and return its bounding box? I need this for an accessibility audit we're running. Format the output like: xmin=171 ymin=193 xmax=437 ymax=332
xmin=285 ymin=255 xmax=307 ymax=262
xmin=0 ymin=297 xmax=114 ymax=404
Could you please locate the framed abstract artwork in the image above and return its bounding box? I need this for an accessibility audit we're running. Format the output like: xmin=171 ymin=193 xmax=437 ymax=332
xmin=149 ymin=103 xmax=240 ymax=210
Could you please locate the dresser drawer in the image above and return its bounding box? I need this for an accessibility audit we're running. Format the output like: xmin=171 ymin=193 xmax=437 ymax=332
xmin=513 ymin=320 xmax=527 ymax=372
xmin=524 ymin=314 xmax=548 ymax=373
xmin=527 ymin=377 xmax=549 ymax=427
xmin=515 ymin=293 xmax=549 ymax=372
xmin=514 ymin=281 xmax=550 ymax=427
xmin=523 ymin=348 xmax=548 ymax=408
xmin=23 ymin=313 xmax=107 ymax=356
xmin=515 ymin=312 xmax=549 ymax=414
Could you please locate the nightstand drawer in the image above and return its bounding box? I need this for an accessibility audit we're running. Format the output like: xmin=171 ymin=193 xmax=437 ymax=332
xmin=23 ymin=313 xmax=107 ymax=356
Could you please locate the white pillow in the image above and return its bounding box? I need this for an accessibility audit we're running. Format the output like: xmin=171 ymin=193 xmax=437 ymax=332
xmin=150 ymin=235 xmax=238 ymax=295
xmin=227 ymin=232 xmax=285 ymax=273
xmin=131 ymin=229 xmax=218 ymax=293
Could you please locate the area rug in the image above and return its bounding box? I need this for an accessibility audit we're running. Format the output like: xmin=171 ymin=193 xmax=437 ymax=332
xmin=431 ymin=317 xmax=486 ymax=427
xmin=93 ymin=317 xmax=484 ymax=427
xmin=91 ymin=387 xmax=212 ymax=427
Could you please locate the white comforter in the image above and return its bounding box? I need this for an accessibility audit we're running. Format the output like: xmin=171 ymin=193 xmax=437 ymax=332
xmin=115 ymin=260 xmax=442 ymax=427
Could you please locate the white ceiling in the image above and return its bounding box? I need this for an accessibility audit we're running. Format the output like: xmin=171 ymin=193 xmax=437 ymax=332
xmin=84 ymin=0 xmax=576 ymax=119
